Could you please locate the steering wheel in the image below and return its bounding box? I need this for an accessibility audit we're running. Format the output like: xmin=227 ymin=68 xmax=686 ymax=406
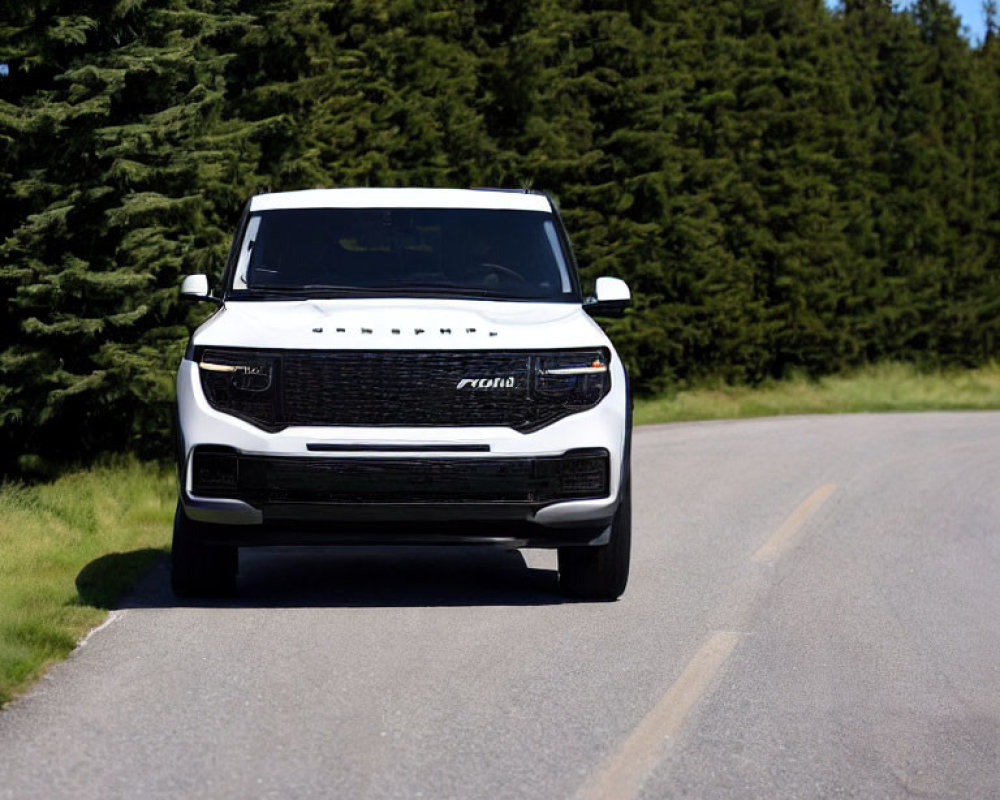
xmin=476 ymin=262 xmax=526 ymax=284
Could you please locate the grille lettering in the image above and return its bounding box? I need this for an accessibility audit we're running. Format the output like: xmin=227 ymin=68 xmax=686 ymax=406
xmin=456 ymin=377 xmax=517 ymax=390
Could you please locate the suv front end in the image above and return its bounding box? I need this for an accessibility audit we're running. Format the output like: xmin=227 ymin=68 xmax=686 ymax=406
xmin=174 ymin=188 xmax=632 ymax=600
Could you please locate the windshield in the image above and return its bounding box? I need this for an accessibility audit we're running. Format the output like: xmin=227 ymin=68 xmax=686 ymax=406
xmin=228 ymin=208 xmax=578 ymax=301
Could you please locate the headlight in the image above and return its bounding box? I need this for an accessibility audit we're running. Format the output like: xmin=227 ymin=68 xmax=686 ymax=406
xmin=198 ymin=349 xmax=281 ymax=429
xmin=533 ymin=349 xmax=611 ymax=408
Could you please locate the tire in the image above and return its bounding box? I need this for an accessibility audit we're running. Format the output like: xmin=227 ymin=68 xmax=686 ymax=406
xmin=171 ymin=502 xmax=238 ymax=598
xmin=558 ymin=478 xmax=631 ymax=601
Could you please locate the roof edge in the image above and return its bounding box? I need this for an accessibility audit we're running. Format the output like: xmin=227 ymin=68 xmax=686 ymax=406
xmin=249 ymin=188 xmax=553 ymax=213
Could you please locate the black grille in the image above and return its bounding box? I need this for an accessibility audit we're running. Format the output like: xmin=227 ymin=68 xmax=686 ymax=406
xmin=197 ymin=348 xmax=609 ymax=432
xmin=191 ymin=447 xmax=610 ymax=506
xmin=283 ymin=351 xmax=533 ymax=428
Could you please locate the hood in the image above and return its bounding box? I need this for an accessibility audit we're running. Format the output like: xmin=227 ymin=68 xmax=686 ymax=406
xmin=191 ymin=298 xmax=610 ymax=351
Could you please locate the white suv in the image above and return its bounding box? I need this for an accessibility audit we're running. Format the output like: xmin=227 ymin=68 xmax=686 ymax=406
xmin=175 ymin=188 xmax=632 ymax=600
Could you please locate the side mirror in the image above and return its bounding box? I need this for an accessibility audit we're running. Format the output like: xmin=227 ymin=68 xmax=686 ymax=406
xmin=584 ymin=276 xmax=631 ymax=318
xmin=180 ymin=274 xmax=221 ymax=305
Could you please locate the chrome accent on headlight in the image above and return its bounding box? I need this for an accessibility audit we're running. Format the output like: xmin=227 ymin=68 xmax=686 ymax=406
xmin=199 ymin=361 xmax=240 ymax=373
xmin=538 ymin=363 xmax=608 ymax=376
xmin=533 ymin=349 xmax=611 ymax=408
xmin=198 ymin=349 xmax=280 ymax=428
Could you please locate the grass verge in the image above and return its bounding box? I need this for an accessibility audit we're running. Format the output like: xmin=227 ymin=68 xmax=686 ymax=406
xmin=635 ymin=362 xmax=1000 ymax=425
xmin=0 ymin=458 xmax=174 ymax=707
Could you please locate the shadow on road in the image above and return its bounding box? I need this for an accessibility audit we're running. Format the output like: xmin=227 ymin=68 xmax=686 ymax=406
xmin=81 ymin=545 xmax=566 ymax=609
xmin=75 ymin=548 xmax=167 ymax=609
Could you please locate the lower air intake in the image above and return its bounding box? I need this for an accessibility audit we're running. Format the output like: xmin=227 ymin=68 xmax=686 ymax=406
xmin=191 ymin=447 xmax=610 ymax=506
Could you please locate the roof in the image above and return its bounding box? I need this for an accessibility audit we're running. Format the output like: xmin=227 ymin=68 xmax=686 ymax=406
xmin=249 ymin=188 xmax=553 ymax=213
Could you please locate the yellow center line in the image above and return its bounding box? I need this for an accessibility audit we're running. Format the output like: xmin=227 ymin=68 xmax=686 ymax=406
xmin=751 ymin=483 xmax=837 ymax=563
xmin=575 ymin=631 xmax=740 ymax=800
xmin=576 ymin=483 xmax=838 ymax=799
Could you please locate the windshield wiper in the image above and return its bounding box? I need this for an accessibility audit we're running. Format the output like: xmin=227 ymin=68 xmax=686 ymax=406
xmin=238 ymin=285 xmax=360 ymax=298
xmin=373 ymin=283 xmax=513 ymax=298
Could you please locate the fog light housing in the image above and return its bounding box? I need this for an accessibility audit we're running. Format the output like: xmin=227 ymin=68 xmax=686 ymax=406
xmin=533 ymin=447 xmax=609 ymax=501
xmin=191 ymin=446 xmax=239 ymax=497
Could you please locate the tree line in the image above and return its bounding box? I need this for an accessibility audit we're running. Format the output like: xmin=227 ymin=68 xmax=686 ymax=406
xmin=1 ymin=0 xmax=999 ymax=475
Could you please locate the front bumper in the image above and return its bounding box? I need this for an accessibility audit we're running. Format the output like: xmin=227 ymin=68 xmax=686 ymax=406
xmin=176 ymin=354 xmax=629 ymax=546
xmin=180 ymin=447 xmax=618 ymax=546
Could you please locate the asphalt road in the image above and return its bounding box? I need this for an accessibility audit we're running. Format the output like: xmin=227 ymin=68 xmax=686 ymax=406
xmin=2 ymin=413 xmax=999 ymax=799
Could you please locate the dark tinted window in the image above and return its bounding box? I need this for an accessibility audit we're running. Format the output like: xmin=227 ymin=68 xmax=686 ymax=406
xmin=233 ymin=208 xmax=576 ymax=301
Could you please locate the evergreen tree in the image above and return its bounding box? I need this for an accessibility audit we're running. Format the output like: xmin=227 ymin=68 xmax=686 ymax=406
xmin=0 ymin=1 xmax=257 ymax=474
xmin=2 ymin=0 xmax=1000 ymax=476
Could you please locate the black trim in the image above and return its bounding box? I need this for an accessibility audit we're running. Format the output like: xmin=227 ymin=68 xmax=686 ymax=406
xmin=545 ymin=194 xmax=584 ymax=298
xmin=220 ymin=200 xmax=252 ymax=302
xmin=183 ymin=516 xmax=611 ymax=548
xmin=189 ymin=446 xmax=611 ymax=508
xmin=306 ymin=443 xmax=491 ymax=453
xmin=181 ymin=290 xmax=223 ymax=307
xmin=173 ymin=407 xmax=186 ymax=490
xmin=621 ymin=364 xmax=633 ymax=500
xmin=584 ymin=298 xmax=630 ymax=318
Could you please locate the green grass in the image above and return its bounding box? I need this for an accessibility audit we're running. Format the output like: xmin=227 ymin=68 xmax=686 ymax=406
xmin=635 ymin=362 xmax=1000 ymax=425
xmin=0 ymin=458 xmax=174 ymax=707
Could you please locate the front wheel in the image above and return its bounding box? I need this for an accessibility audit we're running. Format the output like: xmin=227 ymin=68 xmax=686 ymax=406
xmin=171 ymin=502 xmax=238 ymax=598
xmin=558 ymin=478 xmax=631 ymax=601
